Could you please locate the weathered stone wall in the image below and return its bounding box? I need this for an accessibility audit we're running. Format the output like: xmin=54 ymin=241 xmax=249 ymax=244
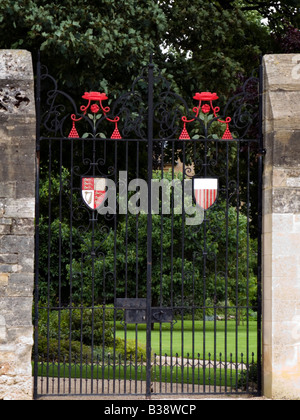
xmin=263 ymin=54 xmax=300 ymax=399
xmin=0 ymin=50 xmax=36 ymax=400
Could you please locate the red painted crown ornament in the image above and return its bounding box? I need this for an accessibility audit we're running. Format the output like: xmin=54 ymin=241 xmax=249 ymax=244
xmin=179 ymin=91 xmax=232 ymax=140
xmin=68 ymin=91 xmax=122 ymax=139
xmin=193 ymin=92 xmax=219 ymax=101
xmin=82 ymin=92 xmax=108 ymax=101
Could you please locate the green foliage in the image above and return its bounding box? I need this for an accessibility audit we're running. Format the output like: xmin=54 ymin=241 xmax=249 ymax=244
xmin=37 ymin=165 xmax=257 ymax=312
xmin=62 ymin=170 xmax=258 ymax=310
xmin=237 ymin=361 xmax=258 ymax=391
xmin=104 ymin=337 xmax=147 ymax=362
xmin=0 ymin=0 xmax=167 ymax=91
xmin=0 ymin=0 xmax=298 ymax=100
xmin=161 ymin=0 xmax=270 ymax=95
xmin=37 ymin=336 xmax=92 ymax=362
xmin=37 ymin=308 xmax=146 ymax=362
xmin=38 ymin=306 xmax=114 ymax=347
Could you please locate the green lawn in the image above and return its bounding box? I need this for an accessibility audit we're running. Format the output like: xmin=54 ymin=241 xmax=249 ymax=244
xmin=114 ymin=320 xmax=258 ymax=363
xmin=35 ymin=320 xmax=259 ymax=391
xmin=35 ymin=361 xmax=243 ymax=389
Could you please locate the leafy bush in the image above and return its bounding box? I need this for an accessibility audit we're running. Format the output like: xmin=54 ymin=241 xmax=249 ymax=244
xmin=37 ymin=336 xmax=148 ymax=364
xmin=38 ymin=306 xmax=114 ymax=348
xmin=113 ymin=337 xmax=147 ymax=362
xmin=237 ymin=362 xmax=258 ymax=391
xmin=37 ymin=336 xmax=92 ymax=363
xmin=94 ymin=337 xmax=148 ymax=363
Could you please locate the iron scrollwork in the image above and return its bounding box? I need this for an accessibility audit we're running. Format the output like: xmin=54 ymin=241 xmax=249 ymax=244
xmin=35 ymin=57 xmax=262 ymax=398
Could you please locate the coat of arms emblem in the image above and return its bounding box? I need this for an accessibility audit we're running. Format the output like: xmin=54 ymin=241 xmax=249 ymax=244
xmin=193 ymin=178 xmax=218 ymax=210
xmin=82 ymin=177 xmax=107 ymax=210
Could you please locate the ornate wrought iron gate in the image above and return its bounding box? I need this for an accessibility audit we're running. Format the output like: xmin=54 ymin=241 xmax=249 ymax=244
xmin=33 ymin=56 xmax=263 ymax=398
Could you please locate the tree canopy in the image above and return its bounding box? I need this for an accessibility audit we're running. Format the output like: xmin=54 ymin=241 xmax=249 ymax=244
xmin=0 ymin=0 xmax=299 ymax=96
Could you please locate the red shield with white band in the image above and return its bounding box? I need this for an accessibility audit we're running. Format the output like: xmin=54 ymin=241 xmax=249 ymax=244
xmin=193 ymin=178 xmax=218 ymax=210
xmin=82 ymin=177 xmax=106 ymax=210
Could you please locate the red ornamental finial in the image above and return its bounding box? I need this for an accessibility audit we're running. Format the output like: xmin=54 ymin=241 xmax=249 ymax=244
xmin=180 ymin=91 xmax=233 ymax=140
xmin=80 ymin=91 xmax=110 ymax=115
xmin=193 ymin=92 xmax=219 ymax=101
xmin=82 ymin=92 xmax=108 ymax=101
xmin=179 ymin=125 xmax=190 ymax=140
xmin=220 ymin=116 xmax=233 ymax=140
xmin=109 ymin=117 xmax=122 ymax=139
xmin=111 ymin=126 xmax=122 ymax=139
xmin=69 ymin=91 xmax=123 ymax=139
xmin=222 ymin=125 xmax=233 ymax=140
xmin=68 ymin=120 xmax=79 ymax=138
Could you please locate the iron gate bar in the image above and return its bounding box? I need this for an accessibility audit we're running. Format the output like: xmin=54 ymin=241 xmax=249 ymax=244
xmin=146 ymin=58 xmax=154 ymax=398
xmin=34 ymin=53 xmax=263 ymax=398
xmin=33 ymin=51 xmax=41 ymax=400
xmin=256 ymin=58 xmax=264 ymax=395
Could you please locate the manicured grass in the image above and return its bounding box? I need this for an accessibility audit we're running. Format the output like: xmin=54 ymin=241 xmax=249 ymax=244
xmin=34 ymin=320 xmax=259 ymax=393
xmin=35 ymin=360 xmax=243 ymax=389
xmin=114 ymin=320 xmax=258 ymax=363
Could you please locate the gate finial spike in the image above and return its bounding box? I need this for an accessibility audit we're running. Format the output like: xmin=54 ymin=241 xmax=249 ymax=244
xmin=111 ymin=127 xmax=122 ymax=139
xmin=222 ymin=125 xmax=233 ymax=140
xmin=179 ymin=123 xmax=190 ymax=140
xmin=68 ymin=121 xmax=79 ymax=138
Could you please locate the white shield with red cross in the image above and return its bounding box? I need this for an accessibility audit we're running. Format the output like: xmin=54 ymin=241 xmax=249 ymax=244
xmin=82 ymin=177 xmax=107 ymax=210
xmin=193 ymin=178 xmax=218 ymax=210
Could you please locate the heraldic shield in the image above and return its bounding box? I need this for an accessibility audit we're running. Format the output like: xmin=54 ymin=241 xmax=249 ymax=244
xmin=193 ymin=178 xmax=218 ymax=210
xmin=82 ymin=177 xmax=107 ymax=210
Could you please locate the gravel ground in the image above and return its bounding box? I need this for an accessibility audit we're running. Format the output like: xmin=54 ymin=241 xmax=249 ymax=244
xmin=36 ymin=378 xmax=267 ymax=400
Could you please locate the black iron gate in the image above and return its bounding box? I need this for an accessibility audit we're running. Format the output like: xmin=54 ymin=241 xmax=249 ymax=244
xmin=33 ymin=56 xmax=263 ymax=398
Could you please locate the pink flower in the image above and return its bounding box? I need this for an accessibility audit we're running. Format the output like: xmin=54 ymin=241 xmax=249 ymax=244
xmin=90 ymin=104 xmax=100 ymax=113
xmin=201 ymin=104 xmax=211 ymax=114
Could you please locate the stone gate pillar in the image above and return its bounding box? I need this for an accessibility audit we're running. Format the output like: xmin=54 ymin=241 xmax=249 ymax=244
xmin=0 ymin=50 xmax=36 ymax=400
xmin=263 ymin=54 xmax=300 ymax=399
